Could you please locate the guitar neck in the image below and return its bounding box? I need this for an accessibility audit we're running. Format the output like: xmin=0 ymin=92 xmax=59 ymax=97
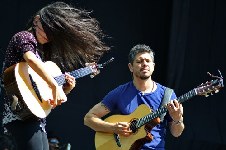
xmin=135 ymin=89 xmax=197 ymax=128
xmin=54 ymin=66 xmax=93 ymax=86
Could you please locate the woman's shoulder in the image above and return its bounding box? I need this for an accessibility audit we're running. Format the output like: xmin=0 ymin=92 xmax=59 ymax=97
xmin=8 ymin=31 xmax=37 ymax=47
xmin=14 ymin=30 xmax=34 ymax=37
xmin=12 ymin=31 xmax=35 ymax=41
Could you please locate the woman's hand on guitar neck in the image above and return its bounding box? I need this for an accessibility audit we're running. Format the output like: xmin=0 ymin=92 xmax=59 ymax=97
xmin=49 ymin=73 xmax=75 ymax=107
xmin=63 ymin=73 xmax=76 ymax=94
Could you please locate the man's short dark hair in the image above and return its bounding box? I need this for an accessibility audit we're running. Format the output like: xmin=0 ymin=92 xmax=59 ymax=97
xmin=128 ymin=44 xmax=155 ymax=64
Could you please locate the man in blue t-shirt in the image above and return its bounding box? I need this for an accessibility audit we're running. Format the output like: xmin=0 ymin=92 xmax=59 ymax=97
xmin=84 ymin=44 xmax=185 ymax=150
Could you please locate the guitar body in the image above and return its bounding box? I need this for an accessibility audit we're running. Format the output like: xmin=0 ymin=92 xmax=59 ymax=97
xmin=3 ymin=61 xmax=65 ymax=119
xmin=95 ymin=104 xmax=153 ymax=150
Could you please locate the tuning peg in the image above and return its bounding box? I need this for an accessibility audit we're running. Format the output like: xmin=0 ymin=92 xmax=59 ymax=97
xmin=215 ymin=90 xmax=219 ymax=93
xmin=90 ymin=74 xmax=95 ymax=78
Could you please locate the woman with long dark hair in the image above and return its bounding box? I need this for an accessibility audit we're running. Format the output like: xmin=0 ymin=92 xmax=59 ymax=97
xmin=2 ymin=1 xmax=109 ymax=150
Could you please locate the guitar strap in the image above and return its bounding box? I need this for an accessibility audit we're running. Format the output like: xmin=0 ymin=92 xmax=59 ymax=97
xmin=159 ymin=87 xmax=174 ymax=122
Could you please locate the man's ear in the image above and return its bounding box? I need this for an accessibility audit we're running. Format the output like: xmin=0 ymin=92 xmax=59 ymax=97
xmin=128 ymin=63 xmax=133 ymax=73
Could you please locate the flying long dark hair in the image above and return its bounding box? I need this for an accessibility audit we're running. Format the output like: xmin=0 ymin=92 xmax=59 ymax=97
xmin=28 ymin=1 xmax=110 ymax=72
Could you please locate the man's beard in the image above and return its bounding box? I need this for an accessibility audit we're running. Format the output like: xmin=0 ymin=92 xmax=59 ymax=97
xmin=136 ymin=73 xmax=151 ymax=80
xmin=140 ymin=75 xmax=150 ymax=80
xmin=134 ymin=70 xmax=152 ymax=80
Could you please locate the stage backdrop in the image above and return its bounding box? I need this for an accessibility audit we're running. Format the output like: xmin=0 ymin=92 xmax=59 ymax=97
xmin=0 ymin=0 xmax=225 ymax=150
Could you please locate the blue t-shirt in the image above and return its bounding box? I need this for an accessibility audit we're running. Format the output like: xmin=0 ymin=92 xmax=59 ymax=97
xmin=102 ymin=81 xmax=177 ymax=150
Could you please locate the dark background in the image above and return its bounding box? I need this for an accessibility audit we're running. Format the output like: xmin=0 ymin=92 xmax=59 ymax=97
xmin=0 ymin=0 xmax=226 ymax=149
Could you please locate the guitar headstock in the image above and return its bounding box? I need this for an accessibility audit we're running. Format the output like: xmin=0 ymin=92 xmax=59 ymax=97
xmin=88 ymin=57 xmax=114 ymax=78
xmin=88 ymin=64 xmax=100 ymax=78
xmin=196 ymin=70 xmax=224 ymax=97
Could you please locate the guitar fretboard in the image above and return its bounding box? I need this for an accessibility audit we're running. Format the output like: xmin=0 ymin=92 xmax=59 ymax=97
xmin=135 ymin=89 xmax=197 ymax=128
xmin=54 ymin=66 xmax=93 ymax=86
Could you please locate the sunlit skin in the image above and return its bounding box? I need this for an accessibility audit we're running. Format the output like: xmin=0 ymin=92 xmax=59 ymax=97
xmin=33 ymin=15 xmax=48 ymax=44
xmin=128 ymin=52 xmax=155 ymax=81
xmin=29 ymin=15 xmax=76 ymax=107
xmin=32 ymin=15 xmax=100 ymax=107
